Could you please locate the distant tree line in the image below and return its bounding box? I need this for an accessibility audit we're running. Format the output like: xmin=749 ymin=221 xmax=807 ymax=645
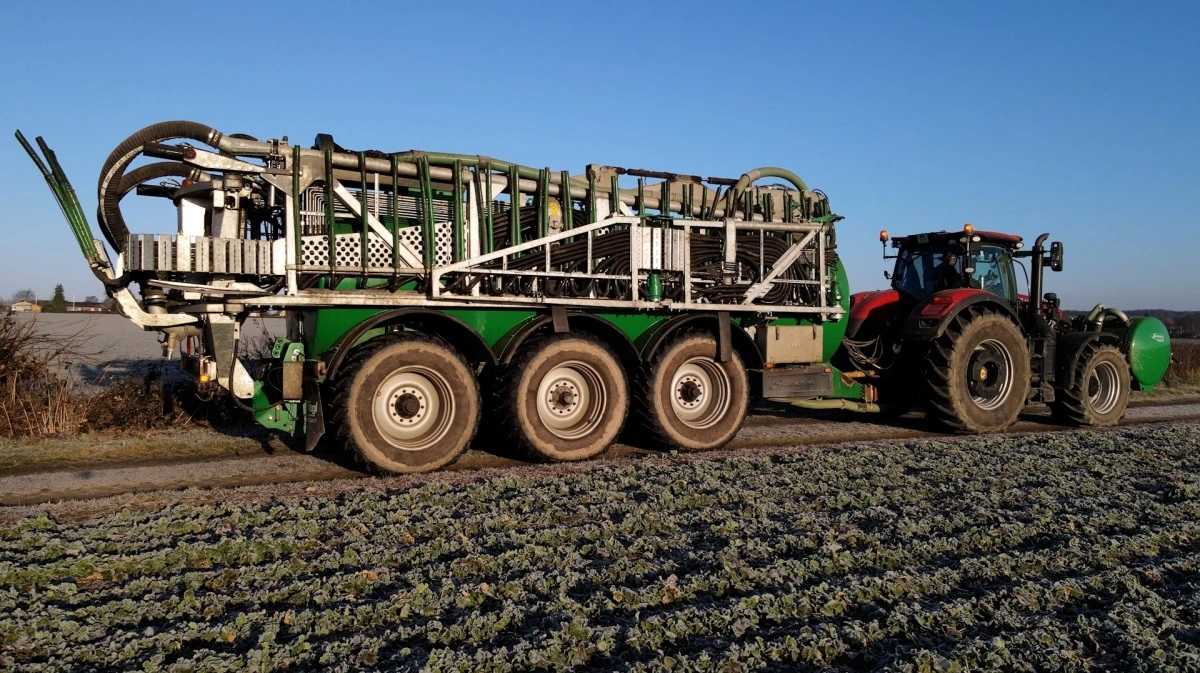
xmin=6 ymin=286 xmax=113 ymax=313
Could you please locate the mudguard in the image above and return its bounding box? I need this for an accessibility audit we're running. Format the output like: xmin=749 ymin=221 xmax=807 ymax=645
xmin=846 ymin=290 xmax=902 ymax=340
xmin=496 ymin=312 xmax=641 ymax=367
xmin=324 ymin=308 xmax=497 ymax=380
xmin=1056 ymin=331 xmax=1122 ymax=388
xmin=900 ymin=289 xmax=1020 ymax=340
xmin=637 ymin=313 xmax=764 ymax=370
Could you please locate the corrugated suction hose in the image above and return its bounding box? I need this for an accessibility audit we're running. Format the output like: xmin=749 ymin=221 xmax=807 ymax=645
xmin=96 ymin=121 xmax=222 ymax=254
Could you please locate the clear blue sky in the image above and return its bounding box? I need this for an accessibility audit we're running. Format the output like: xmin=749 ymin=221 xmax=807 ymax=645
xmin=1 ymin=0 xmax=1197 ymax=309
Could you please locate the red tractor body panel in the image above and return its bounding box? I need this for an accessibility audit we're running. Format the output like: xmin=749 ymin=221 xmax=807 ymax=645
xmin=901 ymin=288 xmax=1020 ymax=338
xmin=847 ymin=289 xmax=903 ymax=339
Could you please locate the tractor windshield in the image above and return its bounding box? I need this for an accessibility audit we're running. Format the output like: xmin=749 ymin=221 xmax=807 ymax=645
xmin=967 ymin=245 xmax=1017 ymax=303
xmin=892 ymin=243 xmax=1017 ymax=303
xmin=892 ymin=247 xmax=963 ymax=300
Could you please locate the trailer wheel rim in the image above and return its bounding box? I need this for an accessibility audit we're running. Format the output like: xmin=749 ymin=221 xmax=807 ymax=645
xmin=372 ymin=366 xmax=454 ymax=451
xmin=966 ymin=338 xmax=1014 ymax=411
xmin=670 ymin=357 xmax=732 ymax=428
xmin=536 ymin=361 xmax=605 ymax=439
xmin=1088 ymin=360 xmax=1122 ymax=415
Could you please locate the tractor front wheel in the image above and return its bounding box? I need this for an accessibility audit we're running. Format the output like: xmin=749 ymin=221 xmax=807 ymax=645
xmin=1051 ymin=343 xmax=1130 ymax=426
xmin=925 ymin=311 xmax=1030 ymax=433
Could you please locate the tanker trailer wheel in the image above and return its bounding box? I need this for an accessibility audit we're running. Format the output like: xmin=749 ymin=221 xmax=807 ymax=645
xmin=924 ymin=311 xmax=1030 ymax=433
xmin=500 ymin=335 xmax=628 ymax=461
xmin=1050 ymin=343 xmax=1130 ymax=427
xmin=636 ymin=332 xmax=749 ymax=451
xmin=331 ymin=333 xmax=480 ymax=474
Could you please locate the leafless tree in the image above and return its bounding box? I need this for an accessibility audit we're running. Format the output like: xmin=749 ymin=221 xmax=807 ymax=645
xmin=10 ymin=289 xmax=36 ymax=304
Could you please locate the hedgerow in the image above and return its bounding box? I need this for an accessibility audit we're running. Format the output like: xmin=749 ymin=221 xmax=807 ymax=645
xmin=1 ymin=423 xmax=1198 ymax=671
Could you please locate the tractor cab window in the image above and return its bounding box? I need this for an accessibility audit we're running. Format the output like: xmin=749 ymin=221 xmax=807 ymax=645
xmin=966 ymin=245 xmax=1017 ymax=304
xmin=892 ymin=247 xmax=964 ymax=300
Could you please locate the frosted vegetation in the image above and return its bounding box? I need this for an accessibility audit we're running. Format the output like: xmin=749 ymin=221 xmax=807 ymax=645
xmin=2 ymin=424 xmax=1198 ymax=671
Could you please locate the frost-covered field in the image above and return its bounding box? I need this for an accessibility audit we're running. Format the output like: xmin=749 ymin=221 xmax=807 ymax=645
xmin=2 ymin=423 xmax=1198 ymax=672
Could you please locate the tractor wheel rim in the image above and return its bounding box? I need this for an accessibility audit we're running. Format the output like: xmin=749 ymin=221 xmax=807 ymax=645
xmin=536 ymin=361 xmax=605 ymax=439
xmin=671 ymin=358 xmax=732 ymax=428
xmin=1089 ymin=360 xmax=1121 ymax=414
xmin=373 ymin=366 xmax=454 ymax=451
xmin=967 ymin=338 xmax=1014 ymax=411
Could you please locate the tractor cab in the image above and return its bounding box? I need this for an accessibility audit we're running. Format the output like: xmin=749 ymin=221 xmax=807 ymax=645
xmin=883 ymin=225 xmax=1023 ymax=306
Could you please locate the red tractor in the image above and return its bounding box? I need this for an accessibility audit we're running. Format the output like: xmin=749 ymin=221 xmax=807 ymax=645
xmin=840 ymin=225 xmax=1171 ymax=432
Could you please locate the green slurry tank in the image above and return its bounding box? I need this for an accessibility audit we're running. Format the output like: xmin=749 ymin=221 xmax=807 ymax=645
xmin=16 ymin=122 xmax=1170 ymax=473
xmin=1099 ymin=311 xmax=1172 ymax=391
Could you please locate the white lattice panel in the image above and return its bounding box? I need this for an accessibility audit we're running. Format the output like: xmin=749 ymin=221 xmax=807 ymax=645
xmin=301 ymin=224 xmax=452 ymax=268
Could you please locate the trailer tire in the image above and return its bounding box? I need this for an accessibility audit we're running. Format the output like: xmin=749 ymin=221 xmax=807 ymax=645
xmin=924 ymin=310 xmax=1030 ymax=433
xmin=331 ymin=333 xmax=479 ymax=474
xmin=1051 ymin=343 xmax=1129 ymax=427
xmin=636 ymin=332 xmax=749 ymax=451
xmin=500 ymin=335 xmax=627 ymax=461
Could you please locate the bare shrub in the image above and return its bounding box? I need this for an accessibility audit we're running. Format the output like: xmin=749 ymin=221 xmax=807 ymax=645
xmin=0 ymin=313 xmax=90 ymax=437
xmin=1 ymin=314 xmax=257 ymax=438
xmin=83 ymin=366 xmax=248 ymax=433
xmin=1166 ymin=340 xmax=1200 ymax=386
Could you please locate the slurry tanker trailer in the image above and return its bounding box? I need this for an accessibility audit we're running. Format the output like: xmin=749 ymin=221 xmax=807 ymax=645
xmin=16 ymin=123 xmax=1170 ymax=473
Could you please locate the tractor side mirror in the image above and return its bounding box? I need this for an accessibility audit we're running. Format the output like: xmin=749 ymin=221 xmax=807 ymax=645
xmin=1049 ymin=242 xmax=1064 ymax=272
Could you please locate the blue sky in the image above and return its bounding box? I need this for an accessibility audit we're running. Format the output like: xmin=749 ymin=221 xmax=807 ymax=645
xmin=1 ymin=0 xmax=1197 ymax=309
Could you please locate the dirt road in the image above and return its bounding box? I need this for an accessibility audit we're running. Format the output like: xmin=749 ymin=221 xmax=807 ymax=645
xmin=3 ymin=399 xmax=1198 ymax=507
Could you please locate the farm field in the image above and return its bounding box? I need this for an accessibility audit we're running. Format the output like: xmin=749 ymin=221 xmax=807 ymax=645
xmin=2 ymin=423 xmax=1198 ymax=671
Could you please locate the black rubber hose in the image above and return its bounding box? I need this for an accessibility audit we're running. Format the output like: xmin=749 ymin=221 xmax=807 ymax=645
xmin=96 ymin=121 xmax=222 ymax=254
xmin=116 ymin=161 xmax=209 ymax=197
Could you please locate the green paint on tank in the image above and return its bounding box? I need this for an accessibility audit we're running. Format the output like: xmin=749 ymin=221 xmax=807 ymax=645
xmin=304 ymin=258 xmax=853 ymax=370
xmin=730 ymin=259 xmax=851 ymax=361
xmin=441 ymin=308 xmax=538 ymax=345
xmin=1121 ymin=317 xmax=1171 ymax=391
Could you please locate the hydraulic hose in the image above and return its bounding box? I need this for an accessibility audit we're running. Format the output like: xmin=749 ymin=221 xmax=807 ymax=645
xmin=96 ymin=121 xmax=276 ymax=255
xmin=727 ymin=167 xmax=811 ymax=217
xmin=117 ymin=161 xmax=210 ymax=196
xmin=97 ymin=121 xmax=224 ymax=253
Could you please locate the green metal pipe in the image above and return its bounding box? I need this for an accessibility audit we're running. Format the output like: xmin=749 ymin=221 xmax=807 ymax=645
xmin=390 ymin=155 xmax=400 ymax=269
xmin=560 ymin=170 xmax=573 ymax=230
xmin=358 ymin=152 xmax=369 ymax=276
xmin=788 ymin=399 xmax=882 ymax=413
xmin=418 ymin=156 xmax=435 ymax=268
xmin=330 ymin=149 xmax=811 ymax=221
xmin=17 ymin=132 xmax=96 ymax=259
xmin=292 ymin=146 xmax=302 ymax=264
xmin=537 ymin=168 xmax=549 ymax=238
xmin=323 ymin=149 xmax=336 ymax=278
xmin=508 ymin=164 xmax=521 ymax=246
xmin=483 ymin=161 xmax=494 ymax=253
xmin=453 ymin=159 xmax=465 ymax=262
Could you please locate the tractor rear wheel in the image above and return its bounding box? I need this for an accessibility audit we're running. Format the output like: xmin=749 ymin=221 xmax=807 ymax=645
xmin=1051 ymin=343 xmax=1129 ymax=426
xmin=635 ymin=332 xmax=749 ymax=451
xmin=925 ymin=311 xmax=1030 ymax=433
xmin=499 ymin=335 xmax=628 ymax=461
xmin=331 ymin=333 xmax=480 ymax=474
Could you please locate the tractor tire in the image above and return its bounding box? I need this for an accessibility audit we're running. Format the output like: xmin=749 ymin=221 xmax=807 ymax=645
xmin=499 ymin=335 xmax=628 ymax=461
xmin=331 ymin=333 xmax=480 ymax=474
xmin=924 ymin=310 xmax=1030 ymax=433
xmin=635 ymin=332 xmax=749 ymax=451
xmin=1051 ymin=343 xmax=1130 ymax=427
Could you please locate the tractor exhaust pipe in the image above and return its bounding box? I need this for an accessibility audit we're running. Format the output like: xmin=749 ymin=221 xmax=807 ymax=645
xmin=1027 ymin=233 xmax=1050 ymax=325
